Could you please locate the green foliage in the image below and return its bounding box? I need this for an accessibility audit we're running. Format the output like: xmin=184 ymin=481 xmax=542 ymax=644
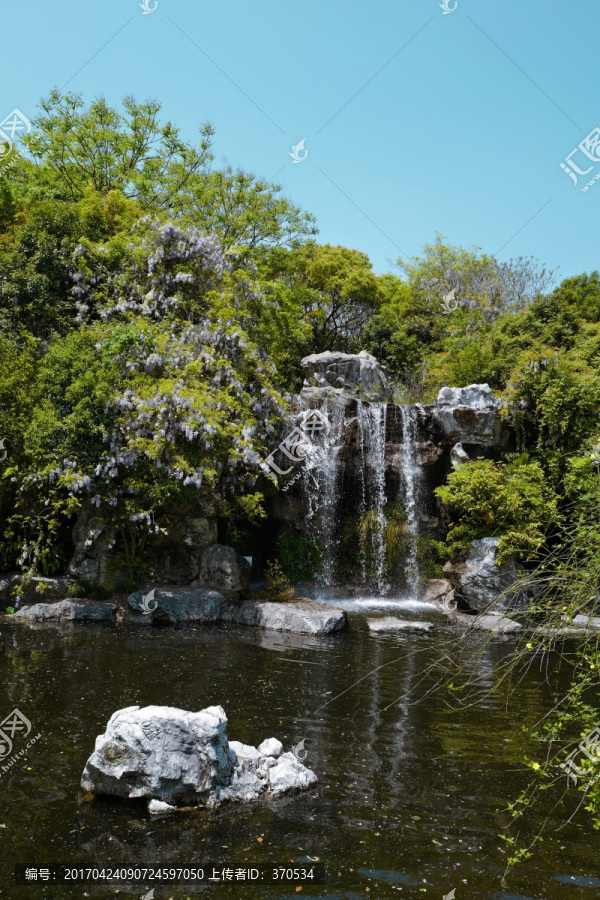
xmin=19 ymin=91 xmax=214 ymax=208
xmin=254 ymin=559 xmax=295 ymax=602
xmin=270 ymin=243 xmax=383 ymax=354
xmin=67 ymin=579 xmax=111 ymax=602
xmin=435 ymin=458 xmax=559 ymax=561
xmin=276 ymin=534 xmax=323 ymax=582
xmin=338 ymin=501 xmax=412 ymax=582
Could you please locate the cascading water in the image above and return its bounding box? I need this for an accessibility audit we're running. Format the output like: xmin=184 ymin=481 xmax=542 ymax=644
xmin=301 ymin=398 xmax=345 ymax=588
xmin=356 ymin=401 xmax=388 ymax=594
xmin=398 ymin=405 xmax=420 ymax=597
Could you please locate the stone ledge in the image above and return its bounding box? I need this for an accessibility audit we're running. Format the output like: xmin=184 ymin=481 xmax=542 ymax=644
xmin=127 ymin=586 xmax=347 ymax=635
xmin=448 ymin=612 xmax=523 ymax=634
xmin=9 ymin=599 xmax=118 ymax=623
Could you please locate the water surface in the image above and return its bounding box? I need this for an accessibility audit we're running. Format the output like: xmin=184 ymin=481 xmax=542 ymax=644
xmin=0 ymin=613 xmax=598 ymax=899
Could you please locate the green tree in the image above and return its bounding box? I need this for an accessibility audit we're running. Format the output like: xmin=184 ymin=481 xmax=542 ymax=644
xmin=270 ymin=243 xmax=383 ymax=354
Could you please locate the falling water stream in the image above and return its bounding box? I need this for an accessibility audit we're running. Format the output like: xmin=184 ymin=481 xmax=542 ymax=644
xmin=356 ymin=401 xmax=388 ymax=593
xmin=300 ymin=399 xmax=422 ymax=599
xmin=399 ymin=405 xmax=420 ymax=597
xmin=301 ymin=398 xmax=345 ymax=587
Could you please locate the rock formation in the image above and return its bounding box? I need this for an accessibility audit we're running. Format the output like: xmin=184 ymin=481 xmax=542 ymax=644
xmin=301 ymin=350 xmax=393 ymax=402
xmin=435 ymin=383 xmax=506 ymax=447
xmin=80 ymin=705 xmax=317 ymax=808
xmin=444 ymin=537 xmax=531 ymax=612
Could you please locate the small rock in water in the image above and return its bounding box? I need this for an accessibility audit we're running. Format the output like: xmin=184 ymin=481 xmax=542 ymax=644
xmin=366 ymin=617 xmax=433 ymax=633
xmin=148 ymin=799 xmax=176 ymax=815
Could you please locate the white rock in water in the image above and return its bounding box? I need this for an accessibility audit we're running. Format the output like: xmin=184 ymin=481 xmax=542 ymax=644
xmin=367 ymin=617 xmax=433 ymax=633
xmin=148 ymin=799 xmax=176 ymax=814
xmin=81 ymin=705 xmax=316 ymax=809
xmin=257 ymin=738 xmax=283 ymax=757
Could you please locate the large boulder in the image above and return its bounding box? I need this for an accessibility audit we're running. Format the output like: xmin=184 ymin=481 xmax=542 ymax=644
xmin=231 ymin=598 xmax=347 ymax=634
xmin=127 ymin=586 xmax=229 ymax=624
xmin=68 ymin=501 xmax=219 ymax=588
xmin=435 ymin=384 xmax=506 ymax=446
xmin=196 ymin=544 xmax=251 ymax=594
xmin=80 ymin=704 xmax=317 ymax=808
xmin=445 ymin=537 xmax=530 ymax=613
xmin=301 ymin=350 xmax=392 ymax=402
xmin=145 ymin=500 xmax=218 ymax=584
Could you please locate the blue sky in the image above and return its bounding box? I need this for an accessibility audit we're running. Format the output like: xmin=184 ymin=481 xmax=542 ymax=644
xmin=2 ymin=0 xmax=599 ymax=279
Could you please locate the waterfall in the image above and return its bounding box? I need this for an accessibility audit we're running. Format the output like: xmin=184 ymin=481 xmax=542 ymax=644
xmin=356 ymin=401 xmax=388 ymax=594
xmin=398 ymin=405 xmax=420 ymax=597
xmin=301 ymin=398 xmax=345 ymax=587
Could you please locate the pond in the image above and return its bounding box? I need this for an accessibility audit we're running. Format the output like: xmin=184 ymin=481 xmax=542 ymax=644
xmin=0 ymin=601 xmax=598 ymax=899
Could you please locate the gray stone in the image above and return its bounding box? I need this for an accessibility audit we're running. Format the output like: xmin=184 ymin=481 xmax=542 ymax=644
xmin=230 ymin=599 xmax=347 ymax=634
xmin=81 ymin=705 xmax=317 ymax=808
xmin=146 ymin=507 xmax=218 ymax=585
xmin=127 ymin=586 xmax=229 ymax=624
xmin=258 ymin=737 xmax=283 ymax=757
xmin=10 ymin=599 xmax=118 ymax=623
xmin=126 ymin=588 xmax=347 ymax=635
xmin=301 ymin=350 xmax=392 ymax=402
xmin=435 ymin=383 xmax=505 ymax=446
xmin=196 ymin=544 xmax=251 ymax=593
xmin=67 ymin=505 xmax=118 ymax=587
xmin=450 ymin=612 xmax=522 ymax=634
xmin=572 ymin=615 xmax=600 ymax=630
xmin=418 ymin=579 xmax=453 ymax=605
xmin=366 ymin=617 xmax=434 ymax=633
xmin=531 ymin=616 xmax=600 ymax=637
xmin=450 ymin=442 xmax=471 ymax=467
xmin=69 ymin=501 xmax=219 ymax=588
xmin=446 ymin=537 xmax=529 ymax=613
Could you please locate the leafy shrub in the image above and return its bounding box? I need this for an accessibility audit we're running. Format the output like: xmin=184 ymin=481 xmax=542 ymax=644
xmin=253 ymin=560 xmax=295 ymax=602
xmin=276 ymin=534 xmax=323 ymax=582
xmin=435 ymin=458 xmax=559 ymax=562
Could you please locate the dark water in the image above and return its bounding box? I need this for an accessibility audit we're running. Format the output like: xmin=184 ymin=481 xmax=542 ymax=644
xmin=0 ymin=604 xmax=599 ymax=900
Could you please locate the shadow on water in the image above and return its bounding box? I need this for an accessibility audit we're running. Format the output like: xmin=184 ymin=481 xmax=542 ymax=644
xmin=0 ymin=618 xmax=599 ymax=898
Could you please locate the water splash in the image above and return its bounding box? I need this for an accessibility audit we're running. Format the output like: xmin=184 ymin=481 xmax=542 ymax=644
xmin=398 ymin=405 xmax=420 ymax=597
